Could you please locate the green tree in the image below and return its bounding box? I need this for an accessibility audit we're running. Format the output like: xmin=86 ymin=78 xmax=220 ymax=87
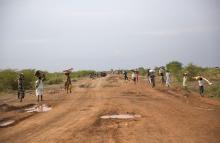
xmin=166 ymin=61 xmax=183 ymax=74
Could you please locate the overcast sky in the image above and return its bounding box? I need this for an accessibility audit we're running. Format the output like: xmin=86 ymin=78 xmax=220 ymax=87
xmin=0 ymin=0 xmax=220 ymax=72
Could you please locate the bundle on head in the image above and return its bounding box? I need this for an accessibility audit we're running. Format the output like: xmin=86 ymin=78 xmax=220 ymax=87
xmin=63 ymin=68 xmax=73 ymax=76
xmin=35 ymin=70 xmax=45 ymax=79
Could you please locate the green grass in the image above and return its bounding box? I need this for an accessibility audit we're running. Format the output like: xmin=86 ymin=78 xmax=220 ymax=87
xmin=0 ymin=69 xmax=96 ymax=92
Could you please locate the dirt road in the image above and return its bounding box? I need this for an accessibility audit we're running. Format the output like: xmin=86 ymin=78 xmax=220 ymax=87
xmin=1 ymin=75 xmax=220 ymax=143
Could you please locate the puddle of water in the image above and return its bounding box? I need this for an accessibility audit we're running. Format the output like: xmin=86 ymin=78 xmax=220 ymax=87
xmin=0 ymin=120 xmax=15 ymax=127
xmin=100 ymin=114 xmax=141 ymax=119
xmin=25 ymin=104 xmax=52 ymax=113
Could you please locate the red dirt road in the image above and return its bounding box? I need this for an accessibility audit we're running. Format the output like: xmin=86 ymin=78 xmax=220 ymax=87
xmin=0 ymin=75 xmax=220 ymax=143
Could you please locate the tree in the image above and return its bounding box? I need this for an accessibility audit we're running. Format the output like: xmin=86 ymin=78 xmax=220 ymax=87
xmin=166 ymin=61 xmax=183 ymax=75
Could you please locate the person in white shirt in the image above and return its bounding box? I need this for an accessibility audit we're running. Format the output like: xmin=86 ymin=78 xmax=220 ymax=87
xmin=193 ymin=76 xmax=212 ymax=97
xmin=183 ymin=73 xmax=188 ymax=88
xmin=165 ymin=70 xmax=171 ymax=87
xmin=159 ymin=67 xmax=165 ymax=84
xmin=36 ymin=76 xmax=44 ymax=102
xmin=131 ymin=71 xmax=136 ymax=84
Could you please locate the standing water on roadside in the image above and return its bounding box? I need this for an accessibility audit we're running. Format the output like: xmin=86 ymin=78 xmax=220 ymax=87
xmin=100 ymin=114 xmax=141 ymax=119
xmin=25 ymin=104 xmax=52 ymax=113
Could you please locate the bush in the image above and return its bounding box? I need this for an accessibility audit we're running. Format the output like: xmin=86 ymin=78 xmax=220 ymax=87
xmin=138 ymin=67 xmax=147 ymax=76
xmin=0 ymin=69 xmax=17 ymax=91
xmin=20 ymin=69 xmax=36 ymax=89
xmin=207 ymin=83 xmax=220 ymax=98
xmin=45 ymin=73 xmax=64 ymax=85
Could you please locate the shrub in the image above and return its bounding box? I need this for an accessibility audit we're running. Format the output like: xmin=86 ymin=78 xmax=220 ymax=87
xmin=0 ymin=69 xmax=17 ymax=91
xmin=207 ymin=83 xmax=220 ymax=98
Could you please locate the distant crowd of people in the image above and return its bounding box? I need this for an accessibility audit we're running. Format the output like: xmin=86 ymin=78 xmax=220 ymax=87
xmin=16 ymin=67 xmax=213 ymax=102
xmin=122 ymin=67 xmax=212 ymax=97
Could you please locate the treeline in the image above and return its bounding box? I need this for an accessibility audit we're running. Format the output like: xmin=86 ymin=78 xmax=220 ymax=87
xmin=0 ymin=69 xmax=95 ymax=92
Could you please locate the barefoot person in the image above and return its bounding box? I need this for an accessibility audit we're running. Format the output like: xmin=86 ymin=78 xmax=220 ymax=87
xmin=35 ymin=71 xmax=44 ymax=102
xmin=17 ymin=73 xmax=25 ymax=102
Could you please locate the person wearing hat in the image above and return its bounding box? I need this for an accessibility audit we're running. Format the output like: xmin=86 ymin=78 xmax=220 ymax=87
xmin=17 ymin=73 xmax=25 ymax=102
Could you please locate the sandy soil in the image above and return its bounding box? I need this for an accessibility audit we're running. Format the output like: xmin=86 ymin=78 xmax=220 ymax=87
xmin=0 ymin=75 xmax=220 ymax=143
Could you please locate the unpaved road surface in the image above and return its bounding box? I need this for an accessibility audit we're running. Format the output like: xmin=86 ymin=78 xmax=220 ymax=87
xmin=1 ymin=75 xmax=220 ymax=143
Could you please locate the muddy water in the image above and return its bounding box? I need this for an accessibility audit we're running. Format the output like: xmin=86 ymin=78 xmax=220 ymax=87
xmin=100 ymin=114 xmax=141 ymax=119
xmin=0 ymin=120 xmax=15 ymax=127
xmin=25 ymin=104 xmax=52 ymax=113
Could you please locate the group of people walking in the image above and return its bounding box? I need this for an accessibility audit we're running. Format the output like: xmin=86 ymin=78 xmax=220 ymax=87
xmin=17 ymin=69 xmax=73 ymax=102
xmin=123 ymin=67 xmax=213 ymax=97
xmin=17 ymin=71 xmax=44 ymax=102
xmin=16 ymin=67 xmax=213 ymax=102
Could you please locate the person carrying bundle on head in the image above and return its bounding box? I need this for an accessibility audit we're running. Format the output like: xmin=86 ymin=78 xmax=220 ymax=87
xmin=35 ymin=70 xmax=45 ymax=102
xmin=63 ymin=68 xmax=73 ymax=94
xmin=17 ymin=73 xmax=25 ymax=102
xmin=149 ymin=69 xmax=156 ymax=87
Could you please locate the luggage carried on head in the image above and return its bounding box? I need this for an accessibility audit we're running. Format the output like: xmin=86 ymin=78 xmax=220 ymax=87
xmin=63 ymin=68 xmax=73 ymax=76
xmin=35 ymin=70 xmax=46 ymax=79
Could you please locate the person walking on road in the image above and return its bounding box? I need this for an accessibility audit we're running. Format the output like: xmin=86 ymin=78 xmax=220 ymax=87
xmin=131 ymin=71 xmax=136 ymax=84
xmin=35 ymin=71 xmax=44 ymax=102
xmin=123 ymin=71 xmax=128 ymax=80
xmin=149 ymin=69 xmax=155 ymax=87
xmin=17 ymin=73 xmax=25 ymax=102
xmin=159 ymin=67 xmax=165 ymax=84
xmin=165 ymin=70 xmax=171 ymax=87
xmin=193 ymin=75 xmax=212 ymax=97
xmin=136 ymin=70 xmax=139 ymax=83
xmin=183 ymin=73 xmax=188 ymax=88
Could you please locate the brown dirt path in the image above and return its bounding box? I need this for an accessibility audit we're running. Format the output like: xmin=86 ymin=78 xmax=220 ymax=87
xmin=0 ymin=75 xmax=220 ymax=143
